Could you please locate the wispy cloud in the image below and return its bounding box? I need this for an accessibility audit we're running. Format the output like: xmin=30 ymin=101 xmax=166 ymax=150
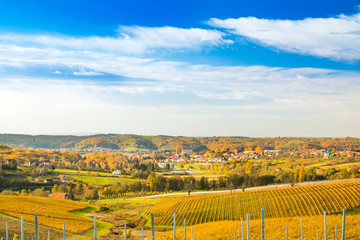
xmin=208 ymin=13 xmax=360 ymax=61
xmin=1 ymin=42 xmax=359 ymax=105
xmin=73 ymin=67 xmax=103 ymax=76
xmin=0 ymin=25 xmax=231 ymax=54
xmin=0 ymin=22 xmax=359 ymax=136
xmin=1 ymin=58 xmax=359 ymax=136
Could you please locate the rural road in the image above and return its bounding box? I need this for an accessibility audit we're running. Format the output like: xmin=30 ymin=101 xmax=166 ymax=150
xmin=135 ymin=178 xmax=360 ymax=199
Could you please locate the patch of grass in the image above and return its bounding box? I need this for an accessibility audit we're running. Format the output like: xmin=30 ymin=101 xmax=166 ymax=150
xmin=72 ymin=175 xmax=138 ymax=185
xmin=345 ymin=206 xmax=360 ymax=215
xmin=318 ymin=162 xmax=360 ymax=169
xmin=89 ymin=198 xmax=161 ymax=238
xmin=51 ymin=168 xmax=139 ymax=186
xmin=2 ymin=170 xmax=28 ymax=180
xmin=53 ymin=168 xmax=113 ymax=176
xmin=71 ymin=205 xmax=98 ymax=216
xmin=72 ymin=205 xmax=113 ymax=238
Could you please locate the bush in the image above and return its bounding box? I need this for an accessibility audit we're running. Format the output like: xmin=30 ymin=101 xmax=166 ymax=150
xmin=97 ymin=206 xmax=110 ymax=213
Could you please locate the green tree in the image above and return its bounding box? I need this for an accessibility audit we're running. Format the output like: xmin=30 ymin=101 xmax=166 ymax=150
xmin=76 ymin=183 xmax=84 ymax=196
xmin=68 ymin=183 xmax=75 ymax=200
xmin=147 ymin=173 xmax=156 ymax=191
xmin=10 ymin=159 xmax=17 ymax=170
xmin=165 ymin=163 xmax=170 ymax=171
xmin=199 ymin=176 xmax=209 ymax=190
xmin=91 ymin=189 xmax=99 ymax=199
xmin=52 ymin=184 xmax=59 ymax=193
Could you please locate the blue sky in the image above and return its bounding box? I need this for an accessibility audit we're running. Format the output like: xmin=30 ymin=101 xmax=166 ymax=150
xmin=0 ymin=0 xmax=359 ymax=137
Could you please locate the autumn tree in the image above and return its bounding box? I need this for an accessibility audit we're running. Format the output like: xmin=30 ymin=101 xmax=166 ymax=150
xmin=293 ymin=167 xmax=299 ymax=182
xmin=298 ymin=166 xmax=305 ymax=182
xmin=255 ymin=146 xmax=264 ymax=153
xmin=52 ymin=184 xmax=59 ymax=193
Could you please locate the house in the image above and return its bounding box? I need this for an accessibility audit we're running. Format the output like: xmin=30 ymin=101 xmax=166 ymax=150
xmin=51 ymin=192 xmax=69 ymax=200
xmin=58 ymin=175 xmax=68 ymax=183
xmin=44 ymin=178 xmax=53 ymax=184
xmin=43 ymin=160 xmax=50 ymax=166
xmin=324 ymin=152 xmax=331 ymax=158
xmin=158 ymin=163 xmax=175 ymax=169
xmin=112 ymin=170 xmax=121 ymax=175
xmin=182 ymin=149 xmax=193 ymax=155
xmin=44 ymin=178 xmax=61 ymax=184
xmin=58 ymin=175 xmax=65 ymax=180
xmin=28 ymin=161 xmax=36 ymax=166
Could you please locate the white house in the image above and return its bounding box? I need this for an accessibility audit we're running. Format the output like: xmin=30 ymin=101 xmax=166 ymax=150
xmin=182 ymin=149 xmax=193 ymax=155
xmin=112 ymin=170 xmax=121 ymax=175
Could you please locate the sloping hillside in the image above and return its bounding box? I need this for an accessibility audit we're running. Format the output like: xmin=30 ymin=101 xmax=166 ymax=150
xmin=0 ymin=134 xmax=360 ymax=151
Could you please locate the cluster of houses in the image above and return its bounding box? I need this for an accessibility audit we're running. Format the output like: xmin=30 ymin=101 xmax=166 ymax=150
xmin=126 ymin=148 xmax=360 ymax=168
xmin=311 ymin=149 xmax=360 ymax=158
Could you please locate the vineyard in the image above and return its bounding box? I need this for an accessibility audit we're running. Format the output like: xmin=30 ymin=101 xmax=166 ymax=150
xmin=0 ymin=196 xmax=93 ymax=233
xmin=146 ymin=181 xmax=360 ymax=226
xmin=157 ymin=214 xmax=360 ymax=240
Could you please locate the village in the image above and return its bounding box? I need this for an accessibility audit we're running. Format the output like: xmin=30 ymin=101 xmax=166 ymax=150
xmin=120 ymin=148 xmax=360 ymax=170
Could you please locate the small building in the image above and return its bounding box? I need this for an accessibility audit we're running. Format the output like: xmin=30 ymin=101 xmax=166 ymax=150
xmin=58 ymin=175 xmax=68 ymax=183
xmin=182 ymin=149 xmax=193 ymax=155
xmin=44 ymin=178 xmax=53 ymax=184
xmin=324 ymin=152 xmax=331 ymax=158
xmin=158 ymin=163 xmax=175 ymax=169
xmin=51 ymin=192 xmax=69 ymax=200
xmin=58 ymin=175 xmax=66 ymax=181
xmin=112 ymin=170 xmax=121 ymax=175
xmin=43 ymin=160 xmax=50 ymax=166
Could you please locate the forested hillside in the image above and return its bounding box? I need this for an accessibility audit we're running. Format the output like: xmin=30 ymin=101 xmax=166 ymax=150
xmin=0 ymin=134 xmax=360 ymax=152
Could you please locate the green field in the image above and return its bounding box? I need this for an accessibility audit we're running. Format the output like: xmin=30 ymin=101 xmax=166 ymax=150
xmin=52 ymin=168 xmax=139 ymax=186
xmin=72 ymin=174 xmax=138 ymax=185
xmin=53 ymin=168 xmax=114 ymax=176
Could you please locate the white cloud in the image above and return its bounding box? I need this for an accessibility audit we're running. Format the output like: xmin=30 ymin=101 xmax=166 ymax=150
xmin=1 ymin=59 xmax=360 ymax=136
xmin=0 ymin=42 xmax=359 ymax=102
xmin=117 ymin=26 xmax=233 ymax=52
xmin=0 ymin=26 xmax=231 ymax=54
xmin=73 ymin=67 xmax=103 ymax=76
xmin=195 ymin=90 xmax=247 ymax=100
xmin=0 ymin=24 xmax=359 ymax=136
xmin=208 ymin=13 xmax=360 ymax=61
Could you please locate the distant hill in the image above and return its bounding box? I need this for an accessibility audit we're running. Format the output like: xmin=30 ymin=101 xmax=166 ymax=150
xmin=0 ymin=134 xmax=86 ymax=149
xmin=0 ymin=134 xmax=359 ymax=152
